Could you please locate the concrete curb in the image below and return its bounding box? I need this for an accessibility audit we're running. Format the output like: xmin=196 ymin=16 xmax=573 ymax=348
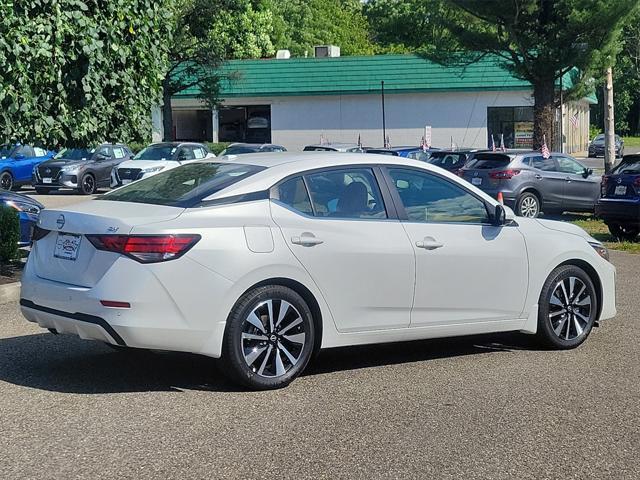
xmin=0 ymin=282 xmax=20 ymax=305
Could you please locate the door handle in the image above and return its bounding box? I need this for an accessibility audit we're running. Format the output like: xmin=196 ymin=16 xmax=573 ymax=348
xmin=291 ymin=232 xmax=323 ymax=246
xmin=535 ymin=174 xmax=542 ymax=180
xmin=415 ymin=236 xmax=444 ymax=250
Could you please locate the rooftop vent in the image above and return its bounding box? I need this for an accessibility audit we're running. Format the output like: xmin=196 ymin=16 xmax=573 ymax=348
xmin=314 ymin=45 xmax=340 ymax=58
xmin=276 ymin=49 xmax=291 ymax=60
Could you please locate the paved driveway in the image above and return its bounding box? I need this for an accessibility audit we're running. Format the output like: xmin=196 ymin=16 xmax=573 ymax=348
xmin=0 ymin=252 xmax=638 ymax=479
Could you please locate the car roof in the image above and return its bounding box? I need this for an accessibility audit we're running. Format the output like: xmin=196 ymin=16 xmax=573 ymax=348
xmin=147 ymin=142 xmax=203 ymax=148
xmin=200 ymin=152 xmax=499 ymax=206
xmin=304 ymin=143 xmax=360 ymax=148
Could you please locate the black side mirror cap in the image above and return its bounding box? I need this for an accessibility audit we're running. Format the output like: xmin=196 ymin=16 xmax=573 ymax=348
xmin=493 ymin=204 xmax=506 ymax=226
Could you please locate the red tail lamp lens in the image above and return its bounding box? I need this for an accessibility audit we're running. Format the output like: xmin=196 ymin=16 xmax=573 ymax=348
xmin=87 ymin=234 xmax=200 ymax=263
xmin=489 ymin=169 xmax=521 ymax=180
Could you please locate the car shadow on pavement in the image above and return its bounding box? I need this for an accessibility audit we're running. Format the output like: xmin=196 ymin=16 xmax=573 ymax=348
xmin=0 ymin=330 xmax=539 ymax=394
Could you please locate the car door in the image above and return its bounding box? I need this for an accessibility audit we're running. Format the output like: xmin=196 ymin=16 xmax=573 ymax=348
xmin=525 ymin=155 xmax=565 ymax=210
xmin=383 ymin=167 xmax=528 ymax=327
xmin=554 ymin=155 xmax=601 ymax=210
xmin=11 ymin=145 xmax=36 ymax=182
xmin=91 ymin=146 xmax=114 ymax=185
xmin=270 ymin=167 xmax=415 ymax=333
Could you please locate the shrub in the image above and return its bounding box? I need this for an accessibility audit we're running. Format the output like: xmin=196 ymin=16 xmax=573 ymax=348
xmin=0 ymin=205 xmax=20 ymax=264
xmin=205 ymin=142 xmax=232 ymax=155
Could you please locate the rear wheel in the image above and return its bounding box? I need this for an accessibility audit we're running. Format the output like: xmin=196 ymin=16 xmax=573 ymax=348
xmin=608 ymin=223 xmax=639 ymax=241
xmin=220 ymin=285 xmax=315 ymax=390
xmin=0 ymin=171 xmax=14 ymax=191
xmin=536 ymin=265 xmax=598 ymax=349
xmin=516 ymin=192 xmax=541 ymax=218
xmin=78 ymin=173 xmax=96 ymax=195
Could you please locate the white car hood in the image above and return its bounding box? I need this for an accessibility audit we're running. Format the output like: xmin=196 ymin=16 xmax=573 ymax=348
xmin=117 ymin=159 xmax=180 ymax=170
xmin=536 ymin=218 xmax=595 ymax=242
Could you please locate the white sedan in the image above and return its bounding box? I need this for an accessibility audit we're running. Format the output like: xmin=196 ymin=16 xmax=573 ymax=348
xmin=20 ymin=153 xmax=616 ymax=390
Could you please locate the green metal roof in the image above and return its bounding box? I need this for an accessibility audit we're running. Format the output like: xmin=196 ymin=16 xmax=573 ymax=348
xmin=174 ymin=54 xmax=533 ymax=99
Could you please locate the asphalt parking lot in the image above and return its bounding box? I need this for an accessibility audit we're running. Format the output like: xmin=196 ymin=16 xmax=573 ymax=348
xmin=0 ymin=251 xmax=638 ymax=479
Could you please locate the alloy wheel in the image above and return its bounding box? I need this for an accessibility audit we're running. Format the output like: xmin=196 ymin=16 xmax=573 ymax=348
xmin=0 ymin=172 xmax=13 ymax=191
xmin=241 ymin=299 xmax=307 ymax=378
xmin=519 ymin=195 xmax=539 ymax=218
xmin=548 ymin=276 xmax=592 ymax=341
xmin=82 ymin=175 xmax=95 ymax=194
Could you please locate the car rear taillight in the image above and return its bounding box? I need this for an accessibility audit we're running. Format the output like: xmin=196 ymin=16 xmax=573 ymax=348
xmin=489 ymin=169 xmax=521 ymax=180
xmin=86 ymin=234 xmax=201 ymax=263
xmin=634 ymin=176 xmax=640 ymax=187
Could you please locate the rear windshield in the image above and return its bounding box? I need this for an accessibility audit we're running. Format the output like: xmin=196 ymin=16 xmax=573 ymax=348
xmin=464 ymin=153 xmax=512 ymax=170
xmin=428 ymin=152 xmax=468 ymax=167
xmin=612 ymin=158 xmax=640 ymax=174
xmin=102 ymin=162 xmax=265 ymax=207
xmin=222 ymin=146 xmax=260 ymax=155
xmin=134 ymin=145 xmax=176 ymax=161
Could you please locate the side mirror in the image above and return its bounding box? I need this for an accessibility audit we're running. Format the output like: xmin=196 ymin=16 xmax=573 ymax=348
xmin=583 ymin=168 xmax=593 ymax=178
xmin=493 ymin=204 xmax=506 ymax=226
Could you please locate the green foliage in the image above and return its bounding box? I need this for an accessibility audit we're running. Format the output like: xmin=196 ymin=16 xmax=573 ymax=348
xmin=0 ymin=206 xmax=20 ymax=264
xmin=0 ymin=0 xmax=174 ymax=148
xmin=204 ymin=142 xmax=232 ymax=155
xmin=589 ymin=124 xmax=602 ymax=140
xmin=267 ymin=0 xmax=374 ymax=57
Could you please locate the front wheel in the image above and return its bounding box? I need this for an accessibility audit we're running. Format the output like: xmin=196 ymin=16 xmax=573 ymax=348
xmin=78 ymin=173 xmax=96 ymax=195
xmin=220 ymin=285 xmax=316 ymax=390
xmin=608 ymin=223 xmax=639 ymax=241
xmin=516 ymin=192 xmax=541 ymax=218
xmin=536 ymin=265 xmax=598 ymax=349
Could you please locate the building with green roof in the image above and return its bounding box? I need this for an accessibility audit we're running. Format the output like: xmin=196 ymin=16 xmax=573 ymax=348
xmin=160 ymin=53 xmax=593 ymax=153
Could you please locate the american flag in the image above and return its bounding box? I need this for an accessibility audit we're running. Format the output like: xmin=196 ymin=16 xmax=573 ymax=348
xmin=500 ymin=133 xmax=506 ymax=152
xmin=384 ymin=135 xmax=391 ymax=148
xmin=357 ymin=134 xmax=362 ymax=148
xmin=570 ymin=112 xmax=579 ymax=128
xmin=491 ymin=135 xmax=496 ymax=152
xmin=420 ymin=136 xmax=427 ymax=152
xmin=541 ymin=135 xmax=551 ymax=159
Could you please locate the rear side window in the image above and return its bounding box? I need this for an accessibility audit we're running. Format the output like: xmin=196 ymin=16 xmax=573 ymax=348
xmin=527 ymin=155 xmax=556 ymax=171
xmin=103 ymin=162 xmax=265 ymax=207
xmin=465 ymin=154 xmax=512 ymax=170
xmin=276 ymin=176 xmax=313 ymax=216
xmin=305 ymin=168 xmax=387 ymax=219
xmin=612 ymin=159 xmax=640 ymax=174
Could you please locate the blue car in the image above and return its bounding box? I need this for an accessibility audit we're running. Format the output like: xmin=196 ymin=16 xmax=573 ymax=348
xmin=0 ymin=190 xmax=44 ymax=247
xmin=366 ymin=146 xmax=441 ymax=161
xmin=0 ymin=144 xmax=55 ymax=191
xmin=596 ymin=154 xmax=640 ymax=241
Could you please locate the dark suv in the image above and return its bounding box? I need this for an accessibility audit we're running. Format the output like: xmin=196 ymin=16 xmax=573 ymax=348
xmin=596 ymin=154 xmax=640 ymax=241
xmin=460 ymin=151 xmax=601 ymax=218
xmin=33 ymin=143 xmax=132 ymax=194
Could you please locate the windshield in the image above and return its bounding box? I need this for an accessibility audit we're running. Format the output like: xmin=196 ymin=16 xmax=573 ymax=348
xmin=612 ymin=159 xmax=640 ymax=174
xmin=103 ymin=162 xmax=266 ymax=207
xmin=594 ymin=135 xmax=605 ymax=142
xmin=221 ymin=146 xmax=259 ymax=155
xmin=55 ymin=148 xmax=94 ymax=160
xmin=134 ymin=145 xmax=176 ymax=161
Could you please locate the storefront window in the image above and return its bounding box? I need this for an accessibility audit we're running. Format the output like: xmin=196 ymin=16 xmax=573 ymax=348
xmin=218 ymin=105 xmax=271 ymax=143
xmin=487 ymin=106 xmax=534 ymax=149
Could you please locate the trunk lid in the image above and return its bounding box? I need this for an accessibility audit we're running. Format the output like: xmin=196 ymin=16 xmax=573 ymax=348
xmin=461 ymin=153 xmax=513 ymax=189
xmin=31 ymin=200 xmax=184 ymax=287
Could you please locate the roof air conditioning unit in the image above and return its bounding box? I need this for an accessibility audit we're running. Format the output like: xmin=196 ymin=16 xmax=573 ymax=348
xmin=276 ymin=49 xmax=291 ymax=60
xmin=314 ymin=45 xmax=340 ymax=58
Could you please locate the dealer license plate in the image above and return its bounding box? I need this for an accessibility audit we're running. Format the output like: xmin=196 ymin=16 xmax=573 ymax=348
xmin=615 ymin=185 xmax=627 ymax=196
xmin=122 ymin=179 xmax=132 ymax=185
xmin=471 ymin=177 xmax=482 ymax=186
xmin=54 ymin=233 xmax=82 ymax=261
xmin=43 ymin=178 xmax=52 ymax=184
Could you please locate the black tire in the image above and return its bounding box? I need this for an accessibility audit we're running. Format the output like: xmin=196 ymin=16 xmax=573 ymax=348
xmin=220 ymin=285 xmax=316 ymax=390
xmin=516 ymin=191 xmax=541 ymax=218
xmin=78 ymin=173 xmax=96 ymax=195
xmin=608 ymin=223 xmax=639 ymax=241
xmin=35 ymin=187 xmax=52 ymax=195
xmin=0 ymin=171 xmax=14 ymax=191
xmin=536 ymin=265 xmax=598 ymax=349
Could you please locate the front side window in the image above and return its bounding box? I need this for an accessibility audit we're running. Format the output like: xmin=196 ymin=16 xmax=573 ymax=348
xmin=555 ymin=156 xmax=585 ymax=174
xmin=276 ymin=176 xmax=313 ymax=216
xmin=112 ymin=147 xmax=126 ymax=159
xmin=388 ymin=168 xmax=489 ymax=224
xmin=428 ymin=152 xmax=467 ymax=168
xmin=102 ymin=162 xmax=265 ymax=207
xmin=178 ymin=147 xmax=196 ymax=161
xmin=305 ymin=168 xmax=387 ymax=219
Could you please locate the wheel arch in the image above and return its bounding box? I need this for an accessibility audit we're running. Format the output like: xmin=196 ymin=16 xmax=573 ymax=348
xmin=556 ymin=259 xmax=603 ymax=320
xmin=237 ymin=277 xmax=324 ymax=356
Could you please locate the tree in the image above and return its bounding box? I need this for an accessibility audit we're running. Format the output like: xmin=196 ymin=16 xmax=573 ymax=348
xmin=267 ymin=0 xmax=374 ymax=57
xmin=163 ymin=0 xmax=275 ymax=140
xmin=365 ymin=0 xmax=637 ymax=149
xmin=0 ymin=0 xmax=173 ymax=148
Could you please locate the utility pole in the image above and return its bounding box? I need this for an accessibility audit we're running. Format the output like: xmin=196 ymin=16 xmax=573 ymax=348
xmin=381 ymin=80 xmax=386 ymax=146
xmin=604 ymin=66 xmax=615 ymax=173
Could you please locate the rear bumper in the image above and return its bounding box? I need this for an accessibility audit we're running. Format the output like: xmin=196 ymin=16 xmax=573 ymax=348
xmin=596 ymin=199 xmax=640 ymax=225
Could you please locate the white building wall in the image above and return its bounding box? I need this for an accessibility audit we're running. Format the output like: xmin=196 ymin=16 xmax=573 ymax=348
xmin=172 ymin=90 xmax=534 ymax=150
